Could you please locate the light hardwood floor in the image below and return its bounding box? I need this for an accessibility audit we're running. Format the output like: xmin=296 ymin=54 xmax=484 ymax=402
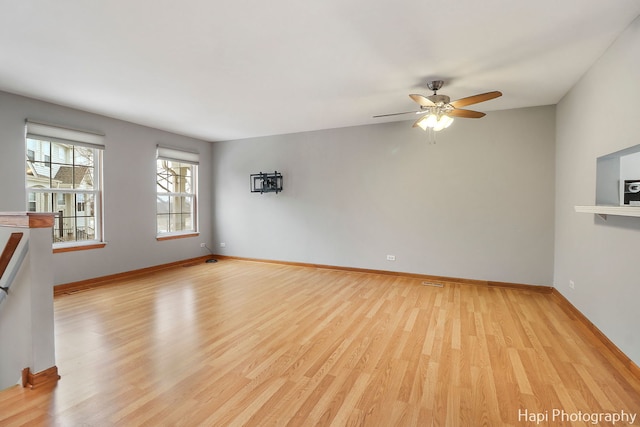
xmin=1 ymin=259 xmax=639 ymax=426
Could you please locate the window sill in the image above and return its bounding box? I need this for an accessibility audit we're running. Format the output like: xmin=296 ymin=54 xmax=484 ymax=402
xmin=156 ymin=232 xmax=199 ymax=241
xmin=53 ymin=242 xmax=107 ymax=253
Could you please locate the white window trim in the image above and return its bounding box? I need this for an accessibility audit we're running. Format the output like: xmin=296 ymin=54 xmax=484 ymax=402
xmin=156 ymin=145 xmax=199 ymax=238
xmin=25 ymin=120 xmax=105 ymax=248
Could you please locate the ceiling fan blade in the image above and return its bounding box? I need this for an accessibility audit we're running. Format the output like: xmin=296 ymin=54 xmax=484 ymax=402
xmin=409 ymin=94 xmax=435 ymax=107
xmin=412 ymin=116 xmax=427 ymax=128
xmin=449 ymin=91 xmax=502 ymax=108
xmin=373 ymin=110 xmax=422 ymax=118
xmin=448 ymin=109 xmax=486 ymax=118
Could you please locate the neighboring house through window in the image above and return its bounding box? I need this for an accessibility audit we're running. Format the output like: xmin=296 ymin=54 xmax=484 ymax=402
xmin=156 ymin=145 xmax=199 ymax=238
xmin=25 ymin=120 xmax=105 ymax=248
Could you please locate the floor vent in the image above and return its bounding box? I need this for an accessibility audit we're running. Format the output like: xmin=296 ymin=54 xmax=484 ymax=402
xmin=421 ymin=281 xmax=444 ymax=288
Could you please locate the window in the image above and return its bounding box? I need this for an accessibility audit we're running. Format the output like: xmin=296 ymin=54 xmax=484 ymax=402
xmin=28 ymin=192 xmax=36 ymax=212
xmin=25 ymin=120 xmax=105 ymax=248
xmin=156 ymin=146 xmax=198 ymax=237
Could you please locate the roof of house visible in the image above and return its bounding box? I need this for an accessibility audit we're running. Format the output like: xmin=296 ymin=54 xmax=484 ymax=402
xmin=53 ymin=165 xmax=91 ymax=186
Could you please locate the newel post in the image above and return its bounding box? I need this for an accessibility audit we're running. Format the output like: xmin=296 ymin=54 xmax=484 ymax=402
xmin=0 ymin=212 xmax=59 ymax=390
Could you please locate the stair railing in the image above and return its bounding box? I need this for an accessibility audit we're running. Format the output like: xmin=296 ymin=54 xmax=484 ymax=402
xmin=0 ymin=232 xmax=25 ymax=305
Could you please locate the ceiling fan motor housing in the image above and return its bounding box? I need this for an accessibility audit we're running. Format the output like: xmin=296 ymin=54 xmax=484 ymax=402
xmin=427 ymin=94 xmax=450 ymax=105
xmin=427 ymin=80 xmax=445 ymax=92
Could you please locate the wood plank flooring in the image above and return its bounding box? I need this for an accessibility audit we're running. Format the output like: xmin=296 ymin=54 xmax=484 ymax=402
xmin=1 ymin=259 xmax=639 ymax=426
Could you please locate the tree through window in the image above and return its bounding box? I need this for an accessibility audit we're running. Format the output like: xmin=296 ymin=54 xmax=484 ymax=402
xmin=156 ymin=146 xmax=198 ymax=237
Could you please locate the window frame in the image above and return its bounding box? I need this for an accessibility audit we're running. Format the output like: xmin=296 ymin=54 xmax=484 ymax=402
xmin=155 ymin=146 xmax=199 ymax=239
xmin=25 ymin=120 xmax=105 ymax=250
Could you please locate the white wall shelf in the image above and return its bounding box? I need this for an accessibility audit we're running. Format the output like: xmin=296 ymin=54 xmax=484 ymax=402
xmin=575 ymin=205 xmax=640 ymax=220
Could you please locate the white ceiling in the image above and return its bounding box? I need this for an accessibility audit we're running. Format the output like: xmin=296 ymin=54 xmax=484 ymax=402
xmin=1 ymin=1 xmax=639 ymax=142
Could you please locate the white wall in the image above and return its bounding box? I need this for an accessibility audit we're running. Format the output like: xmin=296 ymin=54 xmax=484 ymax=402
xmin=620 ymin=152 xmax=640 ymax=182
xmin=212 ymin=105 xmax=556 ymax=285
xmin=555 ymin=16 xmax=640 ymax=365
xmin=0 ymin=91 xmax=213 ymax=285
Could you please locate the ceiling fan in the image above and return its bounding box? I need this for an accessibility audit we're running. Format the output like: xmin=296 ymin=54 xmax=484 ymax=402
xmin=374 ymin=80 xmax=502 ymax=132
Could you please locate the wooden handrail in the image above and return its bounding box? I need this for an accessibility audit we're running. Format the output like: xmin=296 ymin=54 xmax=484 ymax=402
xmin=0 ymin=232 xmax=24 ymax=294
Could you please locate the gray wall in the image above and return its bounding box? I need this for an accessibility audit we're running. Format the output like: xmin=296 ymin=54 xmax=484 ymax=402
xmin=212 ymin=105 xmax=556 ymax=285
xmin=555 ymin=16 xmax=640 ymax=365
xmin=0 ymin=91 xmax=213 ymax=285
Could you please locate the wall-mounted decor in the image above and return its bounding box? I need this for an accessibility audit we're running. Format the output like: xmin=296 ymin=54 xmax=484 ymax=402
xmin=250 ymin=171 xmax=283 ymax=194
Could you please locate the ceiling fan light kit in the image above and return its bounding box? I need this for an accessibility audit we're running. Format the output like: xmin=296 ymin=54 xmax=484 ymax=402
xmin=374 ymin=80 xmax=502 ymax=140
xmin=415 ymin=112 xmax=454 ymax=131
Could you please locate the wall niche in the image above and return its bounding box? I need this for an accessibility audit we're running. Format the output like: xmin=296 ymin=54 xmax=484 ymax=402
xmin=575 ymin=144 xmax=640 ymax=219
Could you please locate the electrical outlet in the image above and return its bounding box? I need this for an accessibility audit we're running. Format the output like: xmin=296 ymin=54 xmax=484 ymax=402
xmin=200 ymin=243 xmax=206 ymax=248
xmin=569 ymin=280 xmax=575 ymax=290
xmin=386 ymin=255 xmax=396 ymax=261
xmin=220 ymin=242 xmax=226 ymax=248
